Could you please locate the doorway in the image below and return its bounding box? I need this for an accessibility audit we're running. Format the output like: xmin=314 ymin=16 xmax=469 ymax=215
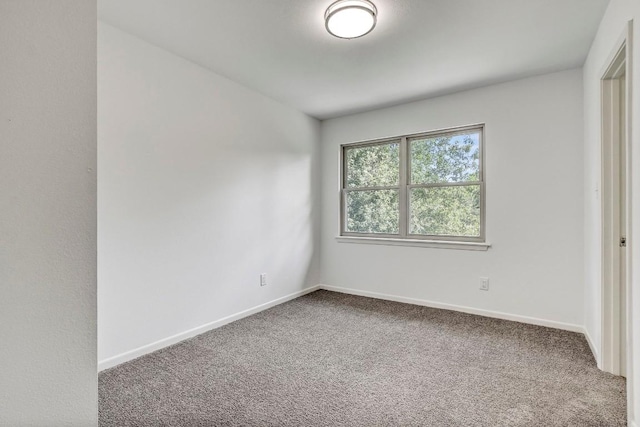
xmin=601 ymin=32 xmax=630 ymax=378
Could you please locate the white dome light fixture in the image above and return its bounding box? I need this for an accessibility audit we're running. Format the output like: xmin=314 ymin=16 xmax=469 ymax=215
xmin=325 ymin=0 xmax=377 ymax=39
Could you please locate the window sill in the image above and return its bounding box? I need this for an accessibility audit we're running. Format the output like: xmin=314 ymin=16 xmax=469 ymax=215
xmin=335 ymin=236 xmax=491 ymax=251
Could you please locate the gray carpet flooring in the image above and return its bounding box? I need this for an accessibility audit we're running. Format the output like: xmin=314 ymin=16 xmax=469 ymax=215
xmin=99 ymin=290 xmax=627 ymax=426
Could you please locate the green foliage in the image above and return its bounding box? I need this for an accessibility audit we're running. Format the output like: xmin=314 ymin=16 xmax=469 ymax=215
xmin=346 ymin=143 xmax=399 ymax=188
xmin=346 ymin=190 xmax=399 ymax=234
xmin=410 ymin=186 xmax=480 ymax=237
xmin=411 ymin=134 xmax=479 ymax=183
xmin=345 ymin=143 xmax=400 ymax=233
xmin=345 ymin=133 xmax=480 ymax=237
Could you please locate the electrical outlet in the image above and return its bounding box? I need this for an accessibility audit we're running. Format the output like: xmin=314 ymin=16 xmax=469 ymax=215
xmin=260 ymin=273 xmax=267 ymax=287
xmin=480 ymin=277 xmax=489 ymax=291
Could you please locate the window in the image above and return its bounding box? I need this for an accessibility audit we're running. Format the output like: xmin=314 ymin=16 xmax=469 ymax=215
xmin=340 ymin=124 xmax=485 ymax=245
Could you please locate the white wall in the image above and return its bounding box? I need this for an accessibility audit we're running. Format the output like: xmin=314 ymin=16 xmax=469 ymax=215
xmin=0 ymin=1 xmax=97 ymax=425
xmin=320 ymin=69 xmax=585 ymax=328
xmin=98 ymin=23 xmax=321 ymax=366
xmin=583 ymin=0 xmax=640 ymax=423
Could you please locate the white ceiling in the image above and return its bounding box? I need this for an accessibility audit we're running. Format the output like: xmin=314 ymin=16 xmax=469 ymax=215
xmin=98 ymin=0 xmax=609 ymax=120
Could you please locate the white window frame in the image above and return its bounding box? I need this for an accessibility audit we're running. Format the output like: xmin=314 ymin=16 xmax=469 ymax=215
xmin=338 ymin=124 xmax=489 ymax=250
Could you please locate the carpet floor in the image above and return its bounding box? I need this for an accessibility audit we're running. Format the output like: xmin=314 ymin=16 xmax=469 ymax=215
xmin=99 ymin=290 xmax=626 ymax=426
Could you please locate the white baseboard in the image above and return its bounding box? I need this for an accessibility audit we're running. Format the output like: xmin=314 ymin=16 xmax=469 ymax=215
xmin=98 ymin=285 xmax=320 ymax=371
xmin=319 ymin=284 xmax=584 ymax=333
xmin=630 ymin=420 xmax=638 ymax=427
xmin=583 ymin=327 xmax=601 ymax=368
xmin=99 ymin=284 xmax=590 ymax=371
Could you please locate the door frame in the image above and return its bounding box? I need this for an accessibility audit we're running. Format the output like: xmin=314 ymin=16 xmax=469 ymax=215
xmin=600 ymin=21 xmax=632 ymax=384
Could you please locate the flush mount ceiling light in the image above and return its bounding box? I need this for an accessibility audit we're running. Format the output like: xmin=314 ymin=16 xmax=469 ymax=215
xmin=325 ymin=0 xmax=377 ymax=39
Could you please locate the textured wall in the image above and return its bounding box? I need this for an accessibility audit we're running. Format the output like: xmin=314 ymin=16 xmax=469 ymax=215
xmin=0 ymin=1 xmax=97 ymax=425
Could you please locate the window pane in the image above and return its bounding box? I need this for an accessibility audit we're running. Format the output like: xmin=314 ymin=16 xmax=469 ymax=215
xmin=409 ymin=185 xmax=480 ymax=237
xmin=345 ymin=142 xmax=399 ymax=188
xmin=346 ymin=189 xmax=399 ymax=234
xmin=410 ymin=131 xmax=480 ymax=184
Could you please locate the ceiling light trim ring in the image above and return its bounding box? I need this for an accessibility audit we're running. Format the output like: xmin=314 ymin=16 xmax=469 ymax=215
xmin=324 ymin=0 xmax=378 ymax=40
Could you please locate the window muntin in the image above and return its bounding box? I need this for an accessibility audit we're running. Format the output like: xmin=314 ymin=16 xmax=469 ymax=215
xmin=340 ymin=125 xmax=484 ymax=242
